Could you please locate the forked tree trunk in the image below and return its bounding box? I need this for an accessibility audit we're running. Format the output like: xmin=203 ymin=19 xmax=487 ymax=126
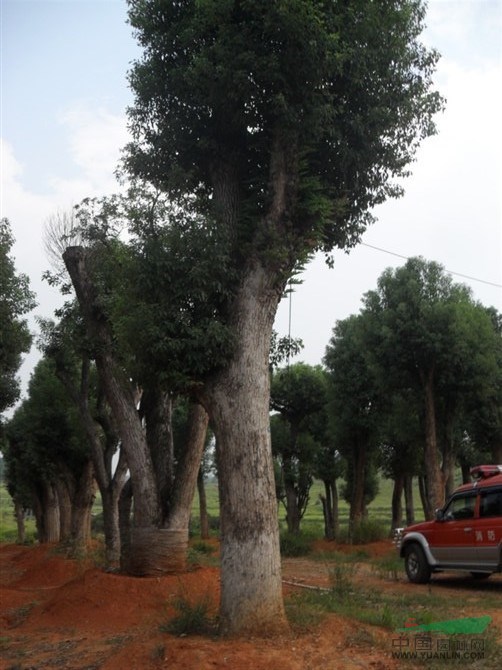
xmin=320 ymin=477 xmax=338 ymax=540
xmin=148 ymin=402 xmax=209 ymax=574
xmin=64 ymin=247 xmax=165 ymax=574
xmin=204 ymin=264 xmax=288 ymax=636
xmin=55 ymin=358 xmax=127 ymax=568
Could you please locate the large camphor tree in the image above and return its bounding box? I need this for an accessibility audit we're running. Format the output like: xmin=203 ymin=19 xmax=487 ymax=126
xmin=124 ymin=0 xmax=443 ymax=634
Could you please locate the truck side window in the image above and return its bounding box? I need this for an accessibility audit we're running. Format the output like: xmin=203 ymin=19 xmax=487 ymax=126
xmin=480 ymin=490 xmax=502 ymax=518
xmin=444 ymin=494 xmax=476 ymax=520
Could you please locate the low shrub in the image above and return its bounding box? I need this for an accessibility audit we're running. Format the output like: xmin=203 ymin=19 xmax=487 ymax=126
xmin=338 ymin=518 xmax=388 ymax=544
xmin=280 ymin=531 xmax=314 ymax=557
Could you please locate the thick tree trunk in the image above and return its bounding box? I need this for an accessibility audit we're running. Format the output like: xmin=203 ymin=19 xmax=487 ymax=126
xmin=204 ymin=263 xmax=288 ymax=636
xmin=55 ymin=478 xmax=72 ymax=541
xmin=391 ymin=473 xmax=404 ymax=532
xmin=142 ymin=387 xmax=175 ymax=522
xmin=421 ymin=368 xmax=444 ymax=517
xmin=404 ymin=475 xmax=415 ymax=526
xmin=197 ymin=467 xmax=210 ymax=540
xmin=43 ymin=482 xmax=60 ymax=543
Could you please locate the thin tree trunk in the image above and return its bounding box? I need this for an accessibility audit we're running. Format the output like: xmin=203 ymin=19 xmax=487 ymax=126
xmin=418 ymin=474 xmax=432 ymax=521
xmin=119 ymin=479 xmax=133 ymax=571
xmin=197 ymin=467 xmax=210 ymax=540
xmin=350 ymin=446 xmax=366 ymax=531
xmin=460 ymin=462 xmax=471 ymax=484
xmin=491 ymin=441 xmax=502 ymax=464
xmin=283 ymin=453 xmax=301 ymax=534
xmin=421 ymin=368 xmax=444 ymax=516
xmin=204 ymin=263 xmax=288 ymax=636
xmin=391 ymin=473 xmax=404 ymax=532
xmin=332 ymin=478 xmax=340 ymax=539
xmin=14 ymin=500 xmax=25 ymax=544
xmin=441 ymin=412 xmax=457 ymax=498
xmin=404 ymin=475 xmax=415 ymax=526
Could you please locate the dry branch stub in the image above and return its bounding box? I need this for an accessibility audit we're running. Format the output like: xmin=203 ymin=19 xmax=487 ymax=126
xmin=128 ymin=528 xmax=188 ymax=576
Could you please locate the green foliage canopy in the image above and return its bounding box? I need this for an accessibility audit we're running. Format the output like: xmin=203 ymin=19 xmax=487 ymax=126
xmin=125 ymin=0 xmax=443 ymax=271
xmin=0 ymin=219 xmax=37 ymax=415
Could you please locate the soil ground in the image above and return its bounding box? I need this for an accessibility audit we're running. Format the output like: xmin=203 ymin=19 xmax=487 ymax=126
xmin=0 ymin=539 xmax=500 ymax=670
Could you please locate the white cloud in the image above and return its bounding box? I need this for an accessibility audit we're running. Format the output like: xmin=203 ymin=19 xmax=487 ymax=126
xmin=1 ymin=103 xmax=131 ymax=399
xmin=54 ymin=103 xmax=129 ymax=194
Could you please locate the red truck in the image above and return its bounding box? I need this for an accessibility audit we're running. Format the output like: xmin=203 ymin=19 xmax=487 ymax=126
xmin=395 ymin=465 xmax=502 ymax=583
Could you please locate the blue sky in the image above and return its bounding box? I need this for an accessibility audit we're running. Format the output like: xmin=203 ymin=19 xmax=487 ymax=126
xmin=1 ymin=0 xmax=501 ymax=399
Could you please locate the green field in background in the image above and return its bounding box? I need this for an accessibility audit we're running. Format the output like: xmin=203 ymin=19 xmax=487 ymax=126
xmin=0 ymin=474 xmax=431 ymax=543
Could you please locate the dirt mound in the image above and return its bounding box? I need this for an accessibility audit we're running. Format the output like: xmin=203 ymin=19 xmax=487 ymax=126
xmin=2 ymin=541 xmax=500 ymax=669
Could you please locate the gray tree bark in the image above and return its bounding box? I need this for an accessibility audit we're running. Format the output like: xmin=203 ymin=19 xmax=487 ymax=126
xmin=204 ymin=263 xmax=288 ymax=635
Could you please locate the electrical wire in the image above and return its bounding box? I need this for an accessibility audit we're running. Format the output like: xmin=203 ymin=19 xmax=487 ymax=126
xmin=360 ymin=242 xmax=502 ymax=289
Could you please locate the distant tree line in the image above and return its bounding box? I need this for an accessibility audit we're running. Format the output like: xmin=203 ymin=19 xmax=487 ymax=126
xmin=270 ymin=257 xmax=501 ymax=537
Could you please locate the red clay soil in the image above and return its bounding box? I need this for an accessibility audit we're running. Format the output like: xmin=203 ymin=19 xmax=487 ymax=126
xmin=0 ymin=540 xmax=500 ymax=670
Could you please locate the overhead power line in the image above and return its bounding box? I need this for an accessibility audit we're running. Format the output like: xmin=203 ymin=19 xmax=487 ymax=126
xmin=360 ymin=243 xmax=502 ymax=289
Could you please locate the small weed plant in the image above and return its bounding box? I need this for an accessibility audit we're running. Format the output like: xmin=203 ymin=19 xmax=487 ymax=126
xmin=163 ymin=594 xmax=216 ymax=636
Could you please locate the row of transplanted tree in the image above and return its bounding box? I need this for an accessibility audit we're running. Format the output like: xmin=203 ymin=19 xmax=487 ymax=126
xmin=1 ymin=0 xmax=446 ymax=636
xmin=270 ymin=257 xmax=502 ymax=539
